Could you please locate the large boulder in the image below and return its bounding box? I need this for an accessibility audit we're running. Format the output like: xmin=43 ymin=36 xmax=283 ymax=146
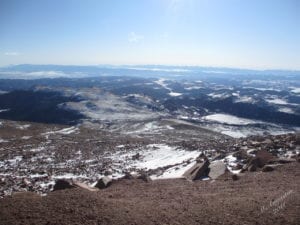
xmin=183 ymin=159 xmax=210 ymax=181
xmin=255 ymin=150 xmax=275 ymax=166
xmin=208 ymin=161 xmax=227 ymax=179
xmin=242 ymin=150 xmax=275 ymax=172
xmin=94 ymin=176 xmax=112 ymax=189
xmin=53 ymin=179 xmax=74 ymax=191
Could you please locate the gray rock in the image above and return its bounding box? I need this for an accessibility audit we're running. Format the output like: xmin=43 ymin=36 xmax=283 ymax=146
xmin=104 ymin=169 xmax=113 ymax=176
xmin=122 ymin=172 xmax=139 ymax=180
xmin=53 ymin=179 xmax=74 ymax=191
xmin=132 ymin=153 xmax=141 ymax=160
xmin=137 ymin=173 xmax=151 ymax=182
xmin=255 ymin=150 xmax=275 ymax=166
xmin=208 ymin=161 xmax=227 ymax=179
xmin=94 ymin=176 xmax=112 ymax=189
xmin=183 ymin=160 xmax=210 ymax=181
xmin=262 ymin=165 xmax=275 ymax=172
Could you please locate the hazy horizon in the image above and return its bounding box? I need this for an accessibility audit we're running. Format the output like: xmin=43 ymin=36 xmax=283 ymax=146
xmin=1 ymin=0 xmax=299 ymax=70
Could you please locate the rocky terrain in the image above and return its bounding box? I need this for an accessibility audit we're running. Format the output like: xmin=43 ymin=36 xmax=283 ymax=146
xmin=0 ymin=112 xmax=299 ymax=225
xmin=0 ymin=65 xmax=299 ymax=224
xmin=0 ymin=118 xmax=299 ymax=198
xmin=0 ymin=158 xmax=299 ymax=225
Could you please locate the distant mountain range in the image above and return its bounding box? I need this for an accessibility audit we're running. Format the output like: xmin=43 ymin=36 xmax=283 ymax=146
xmin=1 ymin=64 xmax=300 ymax=80
xmin=0 ymin=64 xmax=299 ymax=137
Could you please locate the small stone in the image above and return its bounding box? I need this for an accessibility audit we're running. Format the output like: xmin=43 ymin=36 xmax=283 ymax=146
xmin=262 ymin=165 xmax=275 ymax=172
xmin=104 ymin=170 xmax=112 ymax=176
xmin=232 ymin=174 xmax=239 ymax=181
xmin=137 ymin=173 xmax=151 ymax=182
xmin=131 ymin=153 xmax=141 ymax=160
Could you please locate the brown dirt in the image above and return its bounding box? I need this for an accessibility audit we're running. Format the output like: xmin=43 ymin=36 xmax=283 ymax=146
xmin=1 ymin=163 xmax=299 ymax=225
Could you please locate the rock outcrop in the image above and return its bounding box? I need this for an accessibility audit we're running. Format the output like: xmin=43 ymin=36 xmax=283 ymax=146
xmin=183 ymin=159 xmax=210 ymax=181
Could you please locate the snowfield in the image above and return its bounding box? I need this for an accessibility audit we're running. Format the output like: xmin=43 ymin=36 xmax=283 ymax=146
xmin=155 ymin=78 xmax=183 ymax=97
xmin=62 ymin=88 xmax=163 ymax=122
xmin=202 ymin=113 xmax=260 ymax=125
xmin=265 ymin=98 xmax=290 ymax=105
xmin=0 ymin=109 xmax=10 ymax=113
xmin=169 ymin=92 xmax=182 ymax=97
xmin=290 ymin=87 xmax=300 ymax=94
xmin=43 ymin=126 xmax=79 ymax=136
xmin=106 ymin=144 xmax=202 ymax=179
xmin=278 ymin=107 xmax=295 ymax=114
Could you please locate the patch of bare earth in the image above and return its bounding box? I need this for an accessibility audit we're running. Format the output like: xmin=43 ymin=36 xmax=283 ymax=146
xmin=0 ymin=163 xmax=299 ymax=225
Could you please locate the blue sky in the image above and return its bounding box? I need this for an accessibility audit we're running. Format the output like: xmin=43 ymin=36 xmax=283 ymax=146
xmin=0 ymin=0 xmax=299 ymax=69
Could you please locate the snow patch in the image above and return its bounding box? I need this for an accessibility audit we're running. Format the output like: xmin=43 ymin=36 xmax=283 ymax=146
xmin=169 ymin=92 xmax=182 ymax=97
xmin=133 ymin=144 xmax=200 ymax=170
xmin=30 ymin=147 xmax=45 ymax=152
xmin=0 ymin=109 xmax=10 ymax=113
xmin=208 ymin=93 xmax=228 ymax=99
xmin=0 ymin=138 xmax=9 ymax=143
xmin=235 ymin=96 xmax=255 ymax=103
xmin=223 ymin=155 xmax=241 ymax=174
xmin=290 ymin=87 xmax=300 ymax=94
xmin=266 ymin=98 xmax=289 ymax=105
xmin=278 ymin=107 xmax=295 ymax=114
xmin=221 ymin=130 xmax=247 ymax=138
xmin=202 ymin=113 xmax=260 ymax=125
xmin=155 ymin=78 xmax=182 ymax=97
xmin=107 ymin=144 xmax=202 ymax=179
xmin=52 ymin=173 xmax=89 ymax=179
xmin=21 ymin=136 xmax=32 ymax=140
xmin=17 ymin=124 xmax=31 ymax=130
xmin=185 ymin=86 xmax=203 ymax=90
xmin=43 ymin=126 xmax=79 ymax=136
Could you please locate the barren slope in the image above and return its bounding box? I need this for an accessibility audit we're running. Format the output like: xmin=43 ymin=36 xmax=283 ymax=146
xmin=1 ymin=163 xmax=299 ymax=225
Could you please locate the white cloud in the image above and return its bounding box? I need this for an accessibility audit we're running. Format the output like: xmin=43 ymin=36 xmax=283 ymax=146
xmin=128 ymin=32 xmax=144 ymax=43
xmin=4 ymin=52 xmax=21 ymax=56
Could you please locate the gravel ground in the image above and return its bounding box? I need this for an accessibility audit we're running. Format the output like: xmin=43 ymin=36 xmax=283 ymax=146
xmin=0 ymin=163 xmax=299 ymax=225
